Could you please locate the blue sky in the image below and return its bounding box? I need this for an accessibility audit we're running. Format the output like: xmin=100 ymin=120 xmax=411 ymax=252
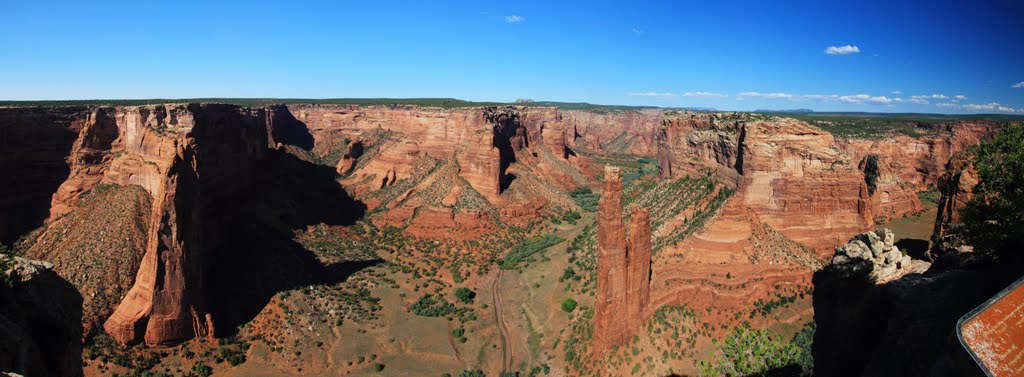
xmin=2 ymin=0 xmax=1022 ymax=114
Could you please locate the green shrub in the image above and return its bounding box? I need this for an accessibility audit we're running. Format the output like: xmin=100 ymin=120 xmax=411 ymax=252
xmin=191 ymin=361 xmax=213 ymax=377
xmin=561 ymin=298 xmax=578 ymax=313
xmin=960 ymin=125 xmax=1024 ymax=253
xmin=454 ymin=287 xmax=476 ymax=303
xmin=459 ymin=370 xmax=486 ymax=377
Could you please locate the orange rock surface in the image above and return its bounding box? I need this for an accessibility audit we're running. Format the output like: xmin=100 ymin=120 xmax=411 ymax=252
xmin=593 ymin=166 xmax=652 ymax=352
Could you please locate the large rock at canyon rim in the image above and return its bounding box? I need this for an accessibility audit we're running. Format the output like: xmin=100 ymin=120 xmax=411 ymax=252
xmin=1 ymin=254 xmax=83 ymax=377
xmin=827 ymin=228 xmax=925 ymax=283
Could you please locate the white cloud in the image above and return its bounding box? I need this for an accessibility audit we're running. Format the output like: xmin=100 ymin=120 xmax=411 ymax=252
xmin=631 ymin=27 xmax=645 ymax=35
xmin=962 ymin=102 xmax=1018 ymax=113
xmin=824 ymin=45 xmax=860 ymax=55
xmin=894 ymin=97 xmax=929 ymax=105
xmin=505 ymin=15 xmax=524 ymax=23
xmin=911 ymin=94 xmax=948 ymax=100
xmin=954 ymin=95 xmax=967 ymax=101
xmin=1012 ymin=82 xmax=1024 ymax=88
xmin=937 ymin=103 xmax=961 ymax=109
xmin=838 ymin=94 xmax=891 ymax=104
xmin=682 ymin=91 xmax=727 ymax=98
xmin=627 ymin=92 xmax=677 ymax=97
xmin=738 ymin=92 xmax=794 ymax=99
xmin=891 ymin=91 xmax=903 ymax=94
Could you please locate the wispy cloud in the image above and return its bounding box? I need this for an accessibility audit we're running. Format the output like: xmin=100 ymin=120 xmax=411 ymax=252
xmin=922 ymin=94 xmax=948 ymax=99
xmin=682 ymin=91 xmax=727 ymax=98
xmin=505 ymin=15 xmax=524 ymax=23
xmin=738 ymin=92 xmax=794 ymax=99
xmin=1013 ymin=81 xmax=1024 ymax=88
xmin=953 ymin=95 xmax=967 ymax=101
xmin=894 ymin=97 xmax=928 ymax=105
xmin=631 ymin=27 xmax=645 ymax=35
xmin=962 ymin=102 xmax=1019 ymax=113
xmin=839 ymin=94 xmax=892 ymax=104
xmin=891 ymin=91 xmax=903 ymax=94
xmin=824 ymin=45 xmax=860 ymax=55
xmin=627 ymin=92 xmax=677 ymax=97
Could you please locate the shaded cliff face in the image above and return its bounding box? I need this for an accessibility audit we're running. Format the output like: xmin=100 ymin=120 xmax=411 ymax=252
xmin=2 ymin=104 xmax=363 ymax=346
xmin=812 ymin=248 xmax=1021 ymax=377
xmin=1 ymin=256 xmax=84 ymax=377
xmin=0 ymin=106 xmax=89 ymax=244
xmin=104 ymin=104 xmax=273 ymax=345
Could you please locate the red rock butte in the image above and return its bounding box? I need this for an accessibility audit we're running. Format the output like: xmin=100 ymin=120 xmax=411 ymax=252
xmin=593 ymin=165 xmax=652 ymax=352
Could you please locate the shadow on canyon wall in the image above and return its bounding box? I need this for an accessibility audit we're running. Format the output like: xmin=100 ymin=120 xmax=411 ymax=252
xmin=205 ymin=119 xmax=376 ymax=337
xmin=812 ymin=252 xmax=1024 ymax=377
xmin=0 ymin=263 xmax=84 ymax=377
xmin=0 ymin=107 xmax=84 ymax=244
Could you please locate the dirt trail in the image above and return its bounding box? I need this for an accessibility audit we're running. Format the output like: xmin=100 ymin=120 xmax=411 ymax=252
xmin=492 ymin=268 xmax=513 ymax=373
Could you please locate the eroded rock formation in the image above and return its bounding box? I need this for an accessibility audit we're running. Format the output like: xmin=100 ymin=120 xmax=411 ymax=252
xmin=931 ymin=151 xmax=979 ymax=254
xmin=593 ymin=166 xmax=652 ymax=352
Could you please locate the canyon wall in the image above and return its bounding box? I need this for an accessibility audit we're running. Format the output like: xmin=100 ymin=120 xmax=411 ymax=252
xmin=104 ymin=105 xmax=272 ymax=345
xmin=835 ymin=122 xmax=998 ymax=222
xmin=657 ymin=115 xmax=874 ymax=255
xmin=593 ymin=166 xmax=652 ymax=352
xmin=931 ymin=151 xmax=978 ymax=252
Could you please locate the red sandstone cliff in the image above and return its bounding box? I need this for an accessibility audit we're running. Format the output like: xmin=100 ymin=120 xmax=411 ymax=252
xmin=657 ymin=114 xmax=874 ymax=255
xmin=835 ymin=122 xmax=997 ymax=222
xmin=593 ymin=166 xmax=652 ymax=352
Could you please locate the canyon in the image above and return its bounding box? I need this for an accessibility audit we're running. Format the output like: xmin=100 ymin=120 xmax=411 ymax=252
xmin=0 ymin=102 xmax=1010 ymax=376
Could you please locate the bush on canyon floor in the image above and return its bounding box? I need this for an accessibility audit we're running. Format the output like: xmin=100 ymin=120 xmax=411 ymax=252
xmin=561 ymin=298 xmax=578 ymax=313
xmin=571 ymin=187 xmax=600 ymax=212
xmin=960 ymin=125 xmax=1024 ymax=253
xmin=499 ymin=234 xmax=564 ymax=269
xmin=454 ymin=287 xmax=476 ymax=303
xmin=458 ymin=370 xmax=486 ymax=377
xmin=410 ymin=294 xmax=457 ymax=317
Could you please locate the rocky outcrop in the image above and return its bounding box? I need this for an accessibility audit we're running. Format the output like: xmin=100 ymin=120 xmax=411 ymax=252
xmin=827 ymin=228 xmax=921 ymax=283
xmin=593 ymin=166 xmax=652 ymax=352
xmin=0 ymin=255 xmax=83 ymax=377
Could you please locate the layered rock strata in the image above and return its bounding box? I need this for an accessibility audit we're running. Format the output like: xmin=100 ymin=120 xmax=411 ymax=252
xmin=593 ymin=166 xmax=652 ymax=352
xmin=836 ymin=122 xmax=997 ymax=222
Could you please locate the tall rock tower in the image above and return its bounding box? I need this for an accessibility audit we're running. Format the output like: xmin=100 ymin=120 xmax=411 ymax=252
xmin=594 ymin=166 xmax=652 ymax=352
